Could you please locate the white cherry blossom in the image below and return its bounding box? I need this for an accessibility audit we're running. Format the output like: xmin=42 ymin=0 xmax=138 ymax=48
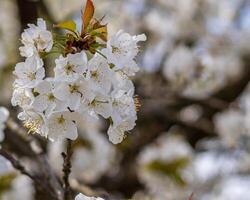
xmin=53 ymin=77 xmax=96 ymax=111
xmin=112 ymin=72 xmax=135 ymax=94
xmin=31 ymin=80 xmax=65 ymax=115
xmin=13 ymin=56 xmax=44 ymax=88
xmin=18 ymin=110 xmax=48 ymax=137
xmin=83 ymin=93 xmax=112 ymax=119
xmin=87 ymin=54 xmax=113 ymax=93
xmin=11 ymin=87 xmax=33 ymax=109
xmin=110 ymin=89 xmax=136 ymax=125
xmin=47 ymin=111 xmax=78 ymax=141
xmin=103 ymin=30 xmax=146 ymax=73
xmin=108 ymin=115 xmax=136 ymax=144
xmin=54 ymin=51 xmax=88 ymax=82
xmin=19 ymin=18 xmax=53 ymax=57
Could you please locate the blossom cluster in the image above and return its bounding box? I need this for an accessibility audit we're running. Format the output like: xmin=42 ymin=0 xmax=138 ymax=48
xmin=12 ymin=17 xmax=146 ymax=144
xmin=163 ymin=44 xmax=243 ymax=99
xmin=136 ymin=129 xmax=250 ymax=200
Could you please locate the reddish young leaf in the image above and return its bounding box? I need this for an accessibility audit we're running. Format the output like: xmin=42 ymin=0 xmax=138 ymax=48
xmin=81 ymin=0 xmax=95 ymax=34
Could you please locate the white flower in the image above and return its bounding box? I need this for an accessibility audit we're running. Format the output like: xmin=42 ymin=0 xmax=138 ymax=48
xmin=31 ymin=80 xmax=65 ymax=115
xmin=87 ymin=54 xmax=113 ymax=93
xmin=103 ymin=30 xmax=146 ymax=74
xmin=83 ymin=93 xmax=112 ymax=119
xmin=18 ymin=110 xmax=48 ymax=137
xmin=19 ymin=18 xmax=53 ymax=57
xmin=53 ymin=77 xmax=96 ymax=111
xmin=0 ymin=107 xmax=9 ymax=142
xmin=13 ymin=56 xmax=44 ymax=88
xmin=122 ymin=59 xmax=140 ymax=76
xmin=110 ymin=89 xmax=136 ymax=125
xmin=108 ymin=115 xmax=136 ymax=144
xmin=47 ymin=111 xmax=78 ymax=141
xmin=75 ymin=193 xmax=105 ymax=200
xmin=112 ymin=72 xmax=135 ymax=94
xmin=11 ymin=87 xmax=33 ymax=108
xmin=54 ymin=52 xmax=88 ymax=82
xmin=105 ymin=85 xmax=137 ymax=144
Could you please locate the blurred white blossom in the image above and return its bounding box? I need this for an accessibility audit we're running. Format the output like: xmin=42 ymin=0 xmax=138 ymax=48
xmin=202 ymin=176 xmax=250 ymax=200
xmin=0 ymin=107 xmax=9 ymax=142
xmin=1 ymin=175 xmax=34 ymax=200
xmin=137 ymin=133 xmax=194 ymax=200
xmin=75 ymin=193 xmax=104 ymax=200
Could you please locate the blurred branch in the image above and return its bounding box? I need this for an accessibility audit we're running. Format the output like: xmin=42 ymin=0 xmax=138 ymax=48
xmin=62 ymin=139 xmax=73 ymax=200
xmin=17 ymin=0 xmax=39 ymax=29
xmin=0 ymin=148 xmax=34 ymax=179
xmin=0 ymin=149 xmax=59 ymax=200
xmin=4 ymin=117 xmax=64 ymax=200
xmin=17 ymin=0 xmax=55 ymax=29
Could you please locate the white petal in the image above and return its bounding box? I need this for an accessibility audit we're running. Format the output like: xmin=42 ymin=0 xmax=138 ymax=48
xmin=107 ymin=125 xmax=124 ymax=144
xmin=0 ymin=107 xmax=9 ymax=122
xmin=32 ymin=95 xmax=48 ymax=112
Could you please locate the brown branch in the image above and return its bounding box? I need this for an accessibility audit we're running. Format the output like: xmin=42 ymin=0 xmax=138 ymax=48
xmin=62 ymin=139 xmax=73 ymax=200
xmin=0 ymin=148 xmax=34 ymax=179
xmin=0 ymin=149 xmax=59 ymax=200
xmin=4 ymin=117 xmax=64 ymax=200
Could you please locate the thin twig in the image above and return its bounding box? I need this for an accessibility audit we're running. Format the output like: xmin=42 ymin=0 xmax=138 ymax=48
xmin=62 ymin=139 xmax=73 ymax=200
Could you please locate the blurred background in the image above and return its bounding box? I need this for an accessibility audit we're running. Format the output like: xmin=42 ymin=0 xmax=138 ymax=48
xmin=1 ymin=0 xmax=250 ymax=199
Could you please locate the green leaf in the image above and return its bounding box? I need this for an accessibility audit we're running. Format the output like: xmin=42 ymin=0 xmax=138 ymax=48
xmin=54 ymin=20 xmax=77 ymax=33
